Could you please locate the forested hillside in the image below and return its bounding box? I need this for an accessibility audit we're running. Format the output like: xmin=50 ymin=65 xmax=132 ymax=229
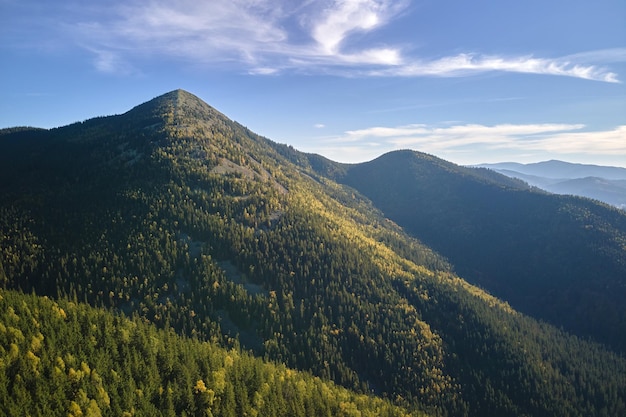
xmin=337 ymin=150 xmax=626 ymax=351
xmin=0 ymin=289 xmax=421 ymax=416
xmin=1 ymin=90 xmax=626 ymax=416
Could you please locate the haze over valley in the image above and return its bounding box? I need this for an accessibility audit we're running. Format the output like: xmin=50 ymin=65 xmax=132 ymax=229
xmin=476 ymin=160 xmax=626 ymax=209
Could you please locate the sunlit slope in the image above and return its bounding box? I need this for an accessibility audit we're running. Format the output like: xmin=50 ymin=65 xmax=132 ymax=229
xmin=0 ymin=289 xmax=424 ymax=417
xmin=1 ymin=90 xmax=625 ymax=416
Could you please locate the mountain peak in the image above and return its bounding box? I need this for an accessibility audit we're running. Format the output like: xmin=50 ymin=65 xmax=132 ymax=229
xmin=155 ymin=89 xmax=205 ymax=108
xmin=478 ymin=160 xmax=626 ymax=181
xmin=122 ymin=89 xmax=228 ymax=129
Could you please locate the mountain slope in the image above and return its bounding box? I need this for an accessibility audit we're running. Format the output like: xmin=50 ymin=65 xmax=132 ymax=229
xmin=336 ymin=150 xmax=626 ymax=351
xmin=0 ymin=288 xmax=422 ymax=417
xmin=1 ymin=90 xmax=626 ymax=416
xmin=543 ymin=177 xmax=626 ymax=209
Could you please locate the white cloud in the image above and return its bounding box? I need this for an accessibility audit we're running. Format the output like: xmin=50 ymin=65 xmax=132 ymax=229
xmin=68 ymin=1 xmax=293 ymax=72
xmin=307 ymin=0 xmax=406 ymax=65
xmin=311 ymin=0 xmax=385 ymax=54
xmin=368 ymin=54 xmax=620 ymax=82
xmin=561 ymin=48 xmax=626 ymax=65
xmin=248 ymin=67 xmax=281 ymax=75
xmin=86 ymin=47 xmax=138 ymax=75
xmin=59 ymin=0 xmax=622 ymax=82
xmin=508 ymin=125 xmax=626 ymax=154
xmin=312 ymin=123 xmax=626 ymax=164
xmin=343 ymin=124 xmax=428 ymax=141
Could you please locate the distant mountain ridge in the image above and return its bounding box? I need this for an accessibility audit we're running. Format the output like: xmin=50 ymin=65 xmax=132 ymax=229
xmin=1 ymin=90 xmax=626 ymax=416
xmin=477 ymin=160 xmax=626 ymax=180
xmin=475 ymin=160 xmax=626 ymax=209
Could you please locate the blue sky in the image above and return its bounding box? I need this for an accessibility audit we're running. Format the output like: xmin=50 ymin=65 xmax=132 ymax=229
xmin=1 ymin=0 xmax=625 ymax=166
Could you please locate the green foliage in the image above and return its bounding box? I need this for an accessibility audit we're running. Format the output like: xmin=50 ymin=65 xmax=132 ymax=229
xmin=1 ymin=90 xmax=625 ymax=417
xmin=397 ymin=270 xmax=626 ymax=417
xmin=339 ymin=150 xmax=626 ymax=351
xmin=0 ymin=289 xmax=421 ymax=417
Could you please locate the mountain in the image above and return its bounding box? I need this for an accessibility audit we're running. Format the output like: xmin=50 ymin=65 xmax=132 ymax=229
xmin=1 ymin=90 xmax=626 ymax=416
xmin=478 ymin=160 xmax=626 ymax=180
xmin=543 ymin=177 xmax=626 ymax=209
xmin=334 ymin=151 xmax=626 ymax=351
xmin=476 ymin=161 xmax=626 ymax=209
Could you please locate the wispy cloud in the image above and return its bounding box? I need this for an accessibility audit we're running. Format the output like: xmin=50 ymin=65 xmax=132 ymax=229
xmin=308 ymin=0 xmax=406 ymax=65
xmin=367 ymin=54 xmax=620 ymax=82
xmin=73 ymin=1 xmax=290 ymax=66
xmin=59 ymin=0 xmax=623 ymax=82
xmin=507 ymin=125 xmax=626 ymax=154
xmin=310 ymin=123 xmax=626 ymax=164
xmin=89 ymin=48 xmax=137 ymax=75
xmin=561 ymin=48 xmax=626 ymax=65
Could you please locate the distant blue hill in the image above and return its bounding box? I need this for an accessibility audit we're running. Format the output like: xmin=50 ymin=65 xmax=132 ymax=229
xmin=475 ymin=160 xmax=626 ymax=209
